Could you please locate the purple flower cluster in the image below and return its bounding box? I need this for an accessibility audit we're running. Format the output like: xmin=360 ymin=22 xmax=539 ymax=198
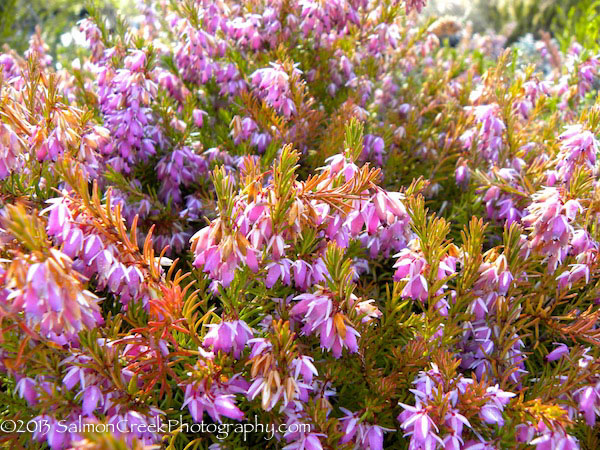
xmin=1 ymin=253 xmax=102 ymax=345
xmin=16 ymin=344 xmax=166 ymax=449
xmin=0 ymin=123 xmax=24 ymax=179
xmin=339 ymin=408 xmax=389 ymax=450
xmin=0 ymin=63 xmax=106 ymax=179
xmin=96 ymin=49 xmax=161 ymax=173
xmin=191 ymin=152 xmax=412 ymax=291
xmin=182 ymin=367 xmax=247 ymax=423
xmin=552 ymin=124 xmax=599 ymax=183
xmin=522 ymin=187 xmax=582 ymax=272
xmin=393 ymin=239 xmax=456 ymax=307
xmin=461 ymin=104 xmax=506 ymax=165
xmin=156 ymin=146 xmax=209 ymax=204
xmin=480 ymin=170 xmax=525 ymax=226
xmin=291 ymin=292 xmax=360 ymax=358
xmin=251 ymin=63 xmax=299 ymax=118
xmin=44 ymin=194 xmax=157 ymax=307
xmin=203 ymin=320 xmax=254 ymax=358
xmin=398 ymin=365 xmax=514 ymax=449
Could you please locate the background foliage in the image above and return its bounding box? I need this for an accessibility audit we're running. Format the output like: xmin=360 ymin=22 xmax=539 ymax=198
xmin=4 ymin=0 xmax=600 ymax=60
xmin=0 ymin=0 xmax=133 ymax=60
xmin=2 ymin=0 xmax=600 ymax=449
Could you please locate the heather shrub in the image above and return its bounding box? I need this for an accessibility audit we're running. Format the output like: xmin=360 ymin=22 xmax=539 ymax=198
xmin=1 ymin=1 xmax=600 ymax=449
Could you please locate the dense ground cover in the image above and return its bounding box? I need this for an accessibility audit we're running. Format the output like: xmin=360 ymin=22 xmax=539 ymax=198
xmin=1 ymin=0 xmax=600 ymax=448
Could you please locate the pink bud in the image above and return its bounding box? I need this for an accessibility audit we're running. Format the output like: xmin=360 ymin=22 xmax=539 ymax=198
xmin=366 ymin=425 xmax=383 ymax=450
xmin=455 ymin=165 xmax=469 ymax=187
xmin=266 ymin=263 xmax=282 ymax=288
xmin=214 ymin=395 xmax=244 ymax=421
xmin=125 ymin=50 xmax=146 ymax=71
xmin=82 ymin=385 xmax=102 ymax=416
xmin=546 ymin=343 xmax=569 ymax=361
xmin=193 ymin=109 xmax=206 ymax=128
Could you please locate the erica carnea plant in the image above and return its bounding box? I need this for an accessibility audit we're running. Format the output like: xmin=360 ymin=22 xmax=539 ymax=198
xmin=1 ymin=0 xmax=600 ymax=449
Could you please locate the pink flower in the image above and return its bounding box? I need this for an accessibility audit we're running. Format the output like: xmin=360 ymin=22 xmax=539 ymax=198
xmin=319 ymin=316 xmax=360 ymax=358
xmin=81 ymin=385 xmax=103 ymax=416
xmin=455 ymin=164 xmax=469 ymax=188
xmin=398 ymin=402 xmax=442 ymax=447
xmin=461 ymin=104 xmax=505 ymax=164
xmin=522 ymin=187 xmax=581 ymax=272
xmin=405 ymin=0 xmax=427 ymax=14
xmin=291 ymin=356 xmax=318 ymax=383
xmin=291 ymin=293 xmax=360 ymax=358
xmin=192 ymin=109 xmax=207 ymax=128
xmin=203 ymin=320 xmax=253 ymax=358
xmin=577 ymin=385 xmax=599 ymax=426
xmin=546 ymin=343 xmax=569 ymax=361
xmin=16 ymin=377 xmax=37 ymax=405
xmin=182 ymin=370 xmax=247 ymax=424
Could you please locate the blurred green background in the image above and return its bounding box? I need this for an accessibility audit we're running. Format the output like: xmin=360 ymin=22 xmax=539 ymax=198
xmin=0 ymin=0 xmax=135 ymax=61
xmin=0 ymin=0 xmax=598 ymax=62
xmin=425 ymin=0 xmax=599 ymax=51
